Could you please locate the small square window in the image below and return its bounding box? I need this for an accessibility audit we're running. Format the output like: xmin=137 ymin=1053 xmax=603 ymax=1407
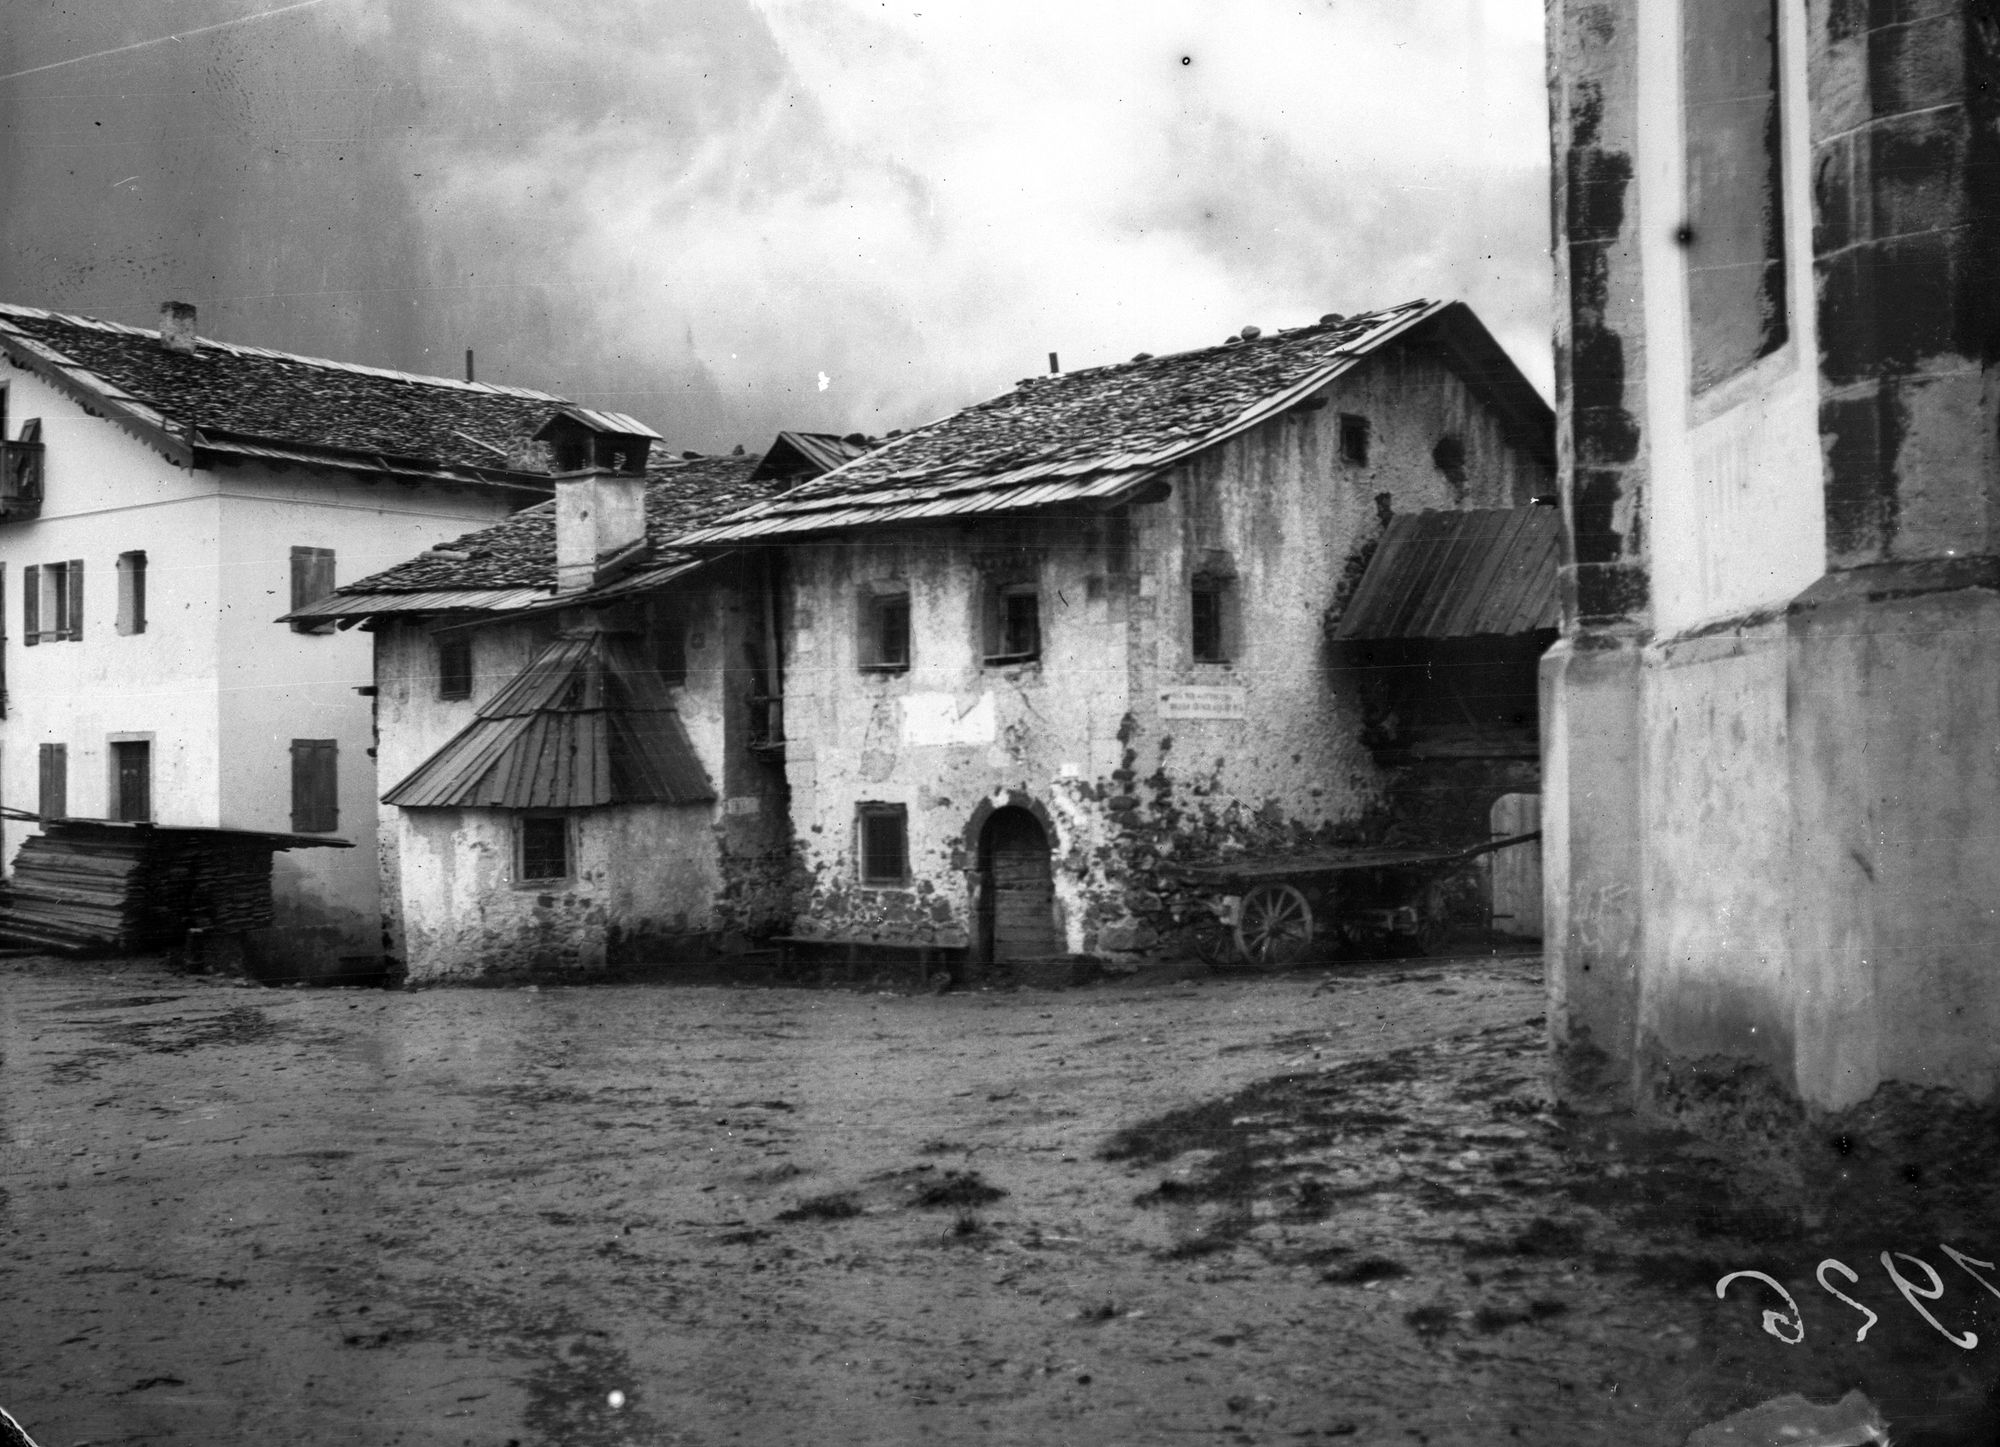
xmin=984 ymin=583 xmax=1040 ymax=665
xmin=1338 ymin=413 xmax=1371 ymax=466
xmin=857 ymin=803 xmax=909 ymax=884
xmin=518 ymin=815 xmax=570 ymax=883
xmin=859 ymin=588 xmax=911 ymax=673
xmin=437 ymin=634 xmax=473 ymax=700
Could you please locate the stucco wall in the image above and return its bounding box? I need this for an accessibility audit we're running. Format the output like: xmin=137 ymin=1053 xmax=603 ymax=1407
xmin=1543 ymin=0 xmax=2000 ymax=1142
xmin=375 ymin=564 xmax=791 ymax=981
xmin=394 ymin=803 xmax=725 ymax=981
xmin=782 ymin=343 xmax=1551 ymax=961
xmin=0 ymin=362 xmax=527 ymax=960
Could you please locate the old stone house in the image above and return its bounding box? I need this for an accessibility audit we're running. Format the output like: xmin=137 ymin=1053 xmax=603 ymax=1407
xmin=1542 ymin=0 xmax=2000 ymax=1157
xmin=0 ymin=301 xmax=562 ymax=971
xmin=676 ymin=300 xmax=1554 ymax=971
xmin=302 ymin=430 xmax=865 ymax=981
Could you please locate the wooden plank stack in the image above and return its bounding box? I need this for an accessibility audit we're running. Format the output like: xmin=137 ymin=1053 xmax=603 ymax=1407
xmin=0 ymin=820 xmax=285 ymax=954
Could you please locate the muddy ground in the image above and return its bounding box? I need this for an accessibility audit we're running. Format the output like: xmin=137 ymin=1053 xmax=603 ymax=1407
xmin=1 ymin=951 xmax=1994 ymax=1447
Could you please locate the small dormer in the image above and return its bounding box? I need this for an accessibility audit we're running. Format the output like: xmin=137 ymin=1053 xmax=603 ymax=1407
xmin=533 ymin=407 xmax=661 ymax=476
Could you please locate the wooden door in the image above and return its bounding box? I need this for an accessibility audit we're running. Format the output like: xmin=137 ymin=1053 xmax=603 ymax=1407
xmin=112 ymin=740 xmax=151 ymax=823
xmin=982 ymin=807 xmax=1060 ymax=962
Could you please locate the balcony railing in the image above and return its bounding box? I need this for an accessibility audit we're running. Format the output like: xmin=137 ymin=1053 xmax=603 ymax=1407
xmin=0 ymin=440 xmax=45 ymax=520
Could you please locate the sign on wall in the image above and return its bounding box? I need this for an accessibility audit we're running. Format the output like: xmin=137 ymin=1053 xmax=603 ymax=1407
xmin=1158 ymin=685 xmax=1248 ymax=721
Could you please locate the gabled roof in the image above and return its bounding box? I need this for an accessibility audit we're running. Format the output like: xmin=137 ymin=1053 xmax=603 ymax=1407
xmin=749 ymin=430 xmax=875 ymax=481
xmin=294 ymin=451 xmax=778 ymax=623
xmin=0 ymin=303 xmax=568 ymax=491
xmin=1329 ymin=506 xmax=1562 ymax=642
xmin=675 ymin=300 xmax=1552 ymax=545
xmin=383 ymin=630 xmax=715 ymax=810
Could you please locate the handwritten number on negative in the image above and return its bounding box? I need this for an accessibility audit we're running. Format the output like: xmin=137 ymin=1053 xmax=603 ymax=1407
xmin=1880 ymin=1252 xmax=1978 ymax=1349
xmin=1816 ymin=1258 xmax=1878 ymax=1342
xmin=1716 ymin=1270 xmax=1805 ymax=1344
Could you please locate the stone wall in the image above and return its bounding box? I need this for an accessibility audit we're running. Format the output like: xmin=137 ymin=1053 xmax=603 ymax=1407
xmin=780 ymin=341 xmax=1550 ymax=965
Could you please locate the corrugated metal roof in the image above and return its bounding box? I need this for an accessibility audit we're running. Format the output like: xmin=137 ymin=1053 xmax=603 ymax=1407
xmin=1329 ymin=506 xmax=1562 ymax=641
xmin=384 ymin=632 xmax=714 ymax=809
xmin=675 ymin=300 xmax=1553 ymax=546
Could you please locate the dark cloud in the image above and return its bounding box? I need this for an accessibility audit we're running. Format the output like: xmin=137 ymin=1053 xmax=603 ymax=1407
xmin=0 ymin=0 xmax=1551 ymax=451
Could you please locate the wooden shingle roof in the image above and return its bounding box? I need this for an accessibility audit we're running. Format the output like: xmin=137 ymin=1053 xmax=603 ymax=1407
xmin=295 ymin=453 xmax=779 ymax=625
xmin=675 ymin=300 xmax=1552 ymax=544
xmin=0 ymin=303 xmax=569 ymax=489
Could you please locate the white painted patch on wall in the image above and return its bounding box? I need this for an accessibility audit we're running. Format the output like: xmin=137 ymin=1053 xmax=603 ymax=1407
xmin=900 ymin=691 xmax=997 ymax=746
xmin=1159 ymin=685 xmax=1248 ymax=721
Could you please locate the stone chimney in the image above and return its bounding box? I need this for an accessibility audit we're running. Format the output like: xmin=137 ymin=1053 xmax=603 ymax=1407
xmin=555 ymin=469 xmax=649 ymax=595
xmin=159 ymin=301 xmax=198 ymax=354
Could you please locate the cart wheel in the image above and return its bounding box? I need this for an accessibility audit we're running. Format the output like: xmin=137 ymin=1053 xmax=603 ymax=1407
xmin=1189 ymin=912 xmax=1236 ymax=968
xmin=1413 ymin=882 xmax=1451 ymax=957
xmin=1234 ymin=883 xmax=1314 ymax=966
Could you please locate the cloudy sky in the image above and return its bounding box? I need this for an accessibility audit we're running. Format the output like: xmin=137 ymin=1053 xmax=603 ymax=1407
xmin=0 ymin=0 xmax=1551 ymax=452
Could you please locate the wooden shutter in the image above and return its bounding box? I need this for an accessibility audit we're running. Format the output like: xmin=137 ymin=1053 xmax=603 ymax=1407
xmin=290 ymin=739 xmax=338 ymax=832
xmin=66 ymin=558 xmax=82 ymax=640
xmin=22 ymin=564 xmax=37 ymax=647
xmin=38 ymin=742 xmax=65 ymax=821
xmin=291 ymin=547 xmax=335 ymax=634
xmin=117 ymin=552 xmax=147 ymax=635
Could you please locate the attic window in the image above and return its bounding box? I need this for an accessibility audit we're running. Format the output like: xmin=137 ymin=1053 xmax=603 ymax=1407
xmin=437 ymin=634 xmax=473 ymax=700
xmin=858 ymin=584 xmax=911 ymax=673
xmin=1339 ymin=414 xmax=1371 ymax=466
xmin=983 ymin=582 xmax=1040 ymax=665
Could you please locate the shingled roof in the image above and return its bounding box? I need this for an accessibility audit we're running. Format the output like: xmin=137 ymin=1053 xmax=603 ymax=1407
xmin=0 ymin=303 xmax=568 ymax=490
xmin=675 ymin=299 xmax=1552 ymax=545
xmin=295 ymin=451 xmax=780 ymax=623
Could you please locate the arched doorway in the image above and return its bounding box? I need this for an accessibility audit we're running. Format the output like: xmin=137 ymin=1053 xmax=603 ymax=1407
xmin=978 ymin=806 xmax=1060 ymax=962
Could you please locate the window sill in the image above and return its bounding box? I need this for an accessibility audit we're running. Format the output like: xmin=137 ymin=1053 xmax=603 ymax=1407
xmin=859 ymin=878 xmax=915 ymax=890
xmin=982 ymin=652 xmax=1041 ymax=668
xmin=858 ymin=663 xmax=910 ymax=675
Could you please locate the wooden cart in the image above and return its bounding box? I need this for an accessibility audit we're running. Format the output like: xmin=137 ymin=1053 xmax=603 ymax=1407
xmin=1175 ymin=831 xmax=1541 ymax=967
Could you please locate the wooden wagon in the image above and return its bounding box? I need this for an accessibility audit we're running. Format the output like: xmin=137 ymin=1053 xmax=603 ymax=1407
xmin=1174 ymin=831 xmax=1541 ymax=967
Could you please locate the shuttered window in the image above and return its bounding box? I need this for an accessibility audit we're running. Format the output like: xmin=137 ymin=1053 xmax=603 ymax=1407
xmin=22 ymin=560 xmax=82 ymax=644
xmin=116 ymin=551 xmax=147 ymax=635
xmin=290 ymin=739 xmax=338 ymax=833
xmin=857 ymin=803 xmax=909 ymax=885
xmin=37 ymin=742 xmax=66 ymax=821
xmin=290 ymin=547 xmax=336 ymax=634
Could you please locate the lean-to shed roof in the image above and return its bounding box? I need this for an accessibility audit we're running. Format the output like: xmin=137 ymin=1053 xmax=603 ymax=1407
xmin=1329 ymin=506 xmax=1562 ymax=641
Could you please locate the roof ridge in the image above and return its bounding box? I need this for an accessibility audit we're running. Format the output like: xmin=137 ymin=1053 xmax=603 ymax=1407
xmin=0 ymin=302 xmax=570 ymax=402
xmin=1038 ymin=297 xmax=1436 ymax=384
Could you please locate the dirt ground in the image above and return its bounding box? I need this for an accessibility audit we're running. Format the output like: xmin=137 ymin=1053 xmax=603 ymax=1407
xmin=1 ymin=950 xmax=1994 ymax=1447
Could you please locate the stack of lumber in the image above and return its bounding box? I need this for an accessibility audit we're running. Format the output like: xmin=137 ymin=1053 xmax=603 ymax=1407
xmin=0 ymin=820 xmax=281 ymax=953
